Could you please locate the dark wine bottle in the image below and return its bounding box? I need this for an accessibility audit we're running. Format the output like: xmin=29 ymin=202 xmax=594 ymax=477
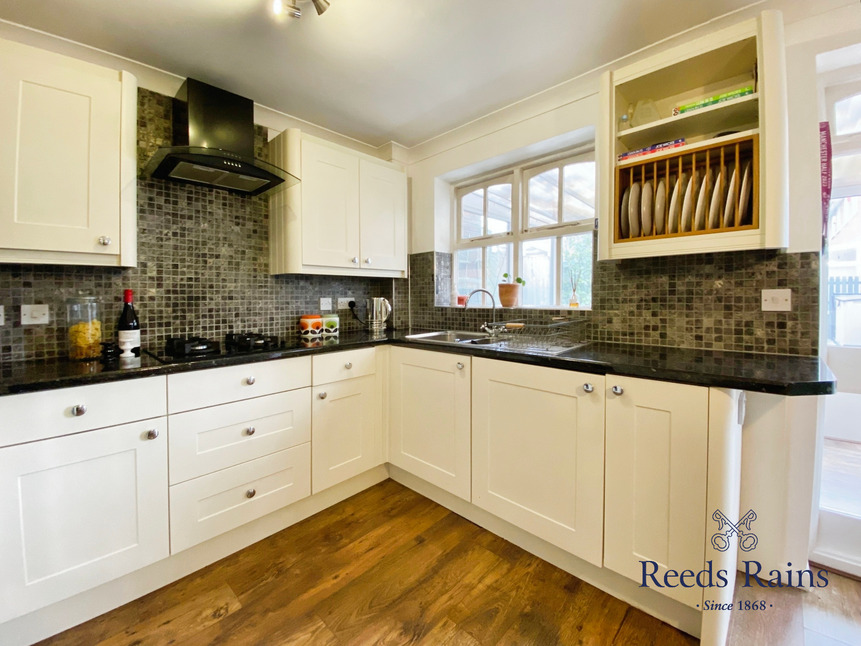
xmin=117 ymin=289 xmax=140 ymax=357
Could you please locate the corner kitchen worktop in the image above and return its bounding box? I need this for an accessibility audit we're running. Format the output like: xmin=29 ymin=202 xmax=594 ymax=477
xmin=0 ymin=330 xmax=835 ymax=397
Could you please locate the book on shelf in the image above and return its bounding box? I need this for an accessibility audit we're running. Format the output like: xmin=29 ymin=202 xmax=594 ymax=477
xmin=672 ymin=86 xmax=754 ymax=116
xmin=617 ymin=138 xmax=685 ymax=162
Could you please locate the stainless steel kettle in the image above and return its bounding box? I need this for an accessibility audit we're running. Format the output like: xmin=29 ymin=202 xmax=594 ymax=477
xmin=366 ymin=297 xmax=392 ymax=332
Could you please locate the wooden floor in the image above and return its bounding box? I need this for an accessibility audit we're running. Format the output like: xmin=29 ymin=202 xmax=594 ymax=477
xmin=39 ymin=480 xmax=697 ymax=646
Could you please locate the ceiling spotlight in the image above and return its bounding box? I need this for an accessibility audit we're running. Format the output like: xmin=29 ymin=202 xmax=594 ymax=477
xmin=311 ymin=0 xmax=330 ymax=15
xmin=273 ymin=0 xmax=301 ymax=18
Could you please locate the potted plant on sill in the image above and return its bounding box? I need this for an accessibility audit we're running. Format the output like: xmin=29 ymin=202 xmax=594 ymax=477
xmin=498 ymin=273 xmax=525 ymax=308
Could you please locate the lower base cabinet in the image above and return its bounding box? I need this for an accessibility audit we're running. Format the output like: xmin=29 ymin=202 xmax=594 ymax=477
xmin=603 ymin=375 xmax=709 ymax=609
xmin=0 ymin=418 xmax=169 ymax=623
xmin=471 ymin=359 xmax=606 ymax=566
xmin=389 ymin=347 xmax=472 ymax=501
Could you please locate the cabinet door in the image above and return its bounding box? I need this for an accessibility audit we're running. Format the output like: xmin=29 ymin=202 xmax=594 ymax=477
xmin=604 ymin=376 xmax=708 ymax=609
xmin=312 ymin=375 xmax=382 ymax=493
xmin=301 ymin=137 xmax=360 ymax=268
xmin=359 ymin=159 xmax=407 ymax=271
xmin=389 ymin=347 xmax=471 ymax=501
xmin=0 ymin=39 xmax=122 ymax=255
xmin=472 ymin=359 xmax=605 ymax=565
xmin=0 ymin=418 xmax=169 ymax=623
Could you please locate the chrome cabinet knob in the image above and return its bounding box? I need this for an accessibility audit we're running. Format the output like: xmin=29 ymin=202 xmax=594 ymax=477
xmin=365 ymin=257 xmax=372 ymax=265
xmin=146 ymin=429 xmax=159 ymax=440
xmin=344 ymin=362 xmax=353 ymax=370
xmin=71 ymin=404 xmax=87 ymax=417
xmin=246 ymin=488 xmax=256 ymax=499
xmin=583 ymin=383 xmax=594 ymax=393
xmin=245 ymin=426 xmax=256 ymax=436
xmin=351 ymin=257 xmax=359 ymax=264
xmin=245 ymin=376 xmax=256 ymax=385
xmin=319 ymin=392 xmax=327 ymax=400
xmin=612 ymin=385 xmax=624 ymax=396
xmin=97 ymin=236 xmax=112 ymax=246
xmin=456 ymin=362 xmax=464 ymax=370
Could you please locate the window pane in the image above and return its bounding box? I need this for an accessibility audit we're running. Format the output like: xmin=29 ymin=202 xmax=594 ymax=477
xmin=486 ymin=243 xmax=512 ymax=288
xmin=562 ymin=233 xmax=593 ymax=309
xmin=487 ymin=183 xmax=512 ymax=234
xmin=833 ymin=153 xmax=861 ymax=195
xmin=461 ymin=189 xmax=484 ymax=239
xmin=455 ymin=248 xmax=483 ymax=302
xmin=521 ymin=238 xmax=556 ymax=307
xmin=528 ymin=169 xmax=559 ymax=228
xmin=835 ymin=92 xmax=861 ymax=136
xmin=562 ymin=161 xmax=596 ymax=222
xmin=827 ymin=196 xmax=861 ymax=345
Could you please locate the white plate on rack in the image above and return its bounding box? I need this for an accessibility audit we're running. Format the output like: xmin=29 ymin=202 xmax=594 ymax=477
xmin=694 ymin=168 xmax=711 ymax=231
xmin=641 ymin=180 xmax=653 ymax=236
xmin=620 ymin=186 xmax=630 ymax=238
xmin=709 ymin=169 xmax=723 ymax=230
xmin=629 ymin=181 xmax=641 ymax=238
xmin=681 ymin=169 xmax=697 ymax=232
xmin=655 ymin=178 xmax=666 ymax=235
xmin=668 ymin=173 xmax=686 ymax=234
xmin=723 ymin=164 xmax=738 ymax=227
xmin=739 ymin=161 xmax=752 ymax=225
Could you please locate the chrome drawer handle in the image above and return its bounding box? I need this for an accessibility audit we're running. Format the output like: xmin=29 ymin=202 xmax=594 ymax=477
xmin=71 ymin=404 xmax=87 ymax=417
xmin=245 ymin=376 xmax=256 ymax=385
xmin=97 ymin=236 xmax=112 ymax=246
xmin=351 ymin=257 xmax=359 ymax=264
xmin=456 ymin=362 xmax=464 ymax=370
xmin=246 ymin=488 xmax=256 ymax=499
xmin=612 ymin=385 xmax=624 ymax=396
xmin=319 ymin=392 xmax=327 ymax=400
xmin=365 ymin=258 xmax=372 ymax=265
xmin=583 ymin=383 xmax=594 ymax=393
xmin=245 ymin=426 xmax=256 ymax=436
xmin=344 ymin=362 xmax=353 ymax=369
xmin=146 ymin=429 xmax=159 ymax=440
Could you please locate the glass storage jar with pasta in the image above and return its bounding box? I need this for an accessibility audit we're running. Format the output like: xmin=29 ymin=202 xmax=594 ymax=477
xmin=66 ymin=295 xmax=102 ymax=360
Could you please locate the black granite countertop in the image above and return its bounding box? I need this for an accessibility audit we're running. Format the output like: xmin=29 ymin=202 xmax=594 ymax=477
xmin=0 ymin=330 xmax=835 ymax=397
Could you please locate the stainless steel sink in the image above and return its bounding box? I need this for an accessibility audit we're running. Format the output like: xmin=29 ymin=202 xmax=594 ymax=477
xmin=404 ymin=330 xmax=489 ymax=344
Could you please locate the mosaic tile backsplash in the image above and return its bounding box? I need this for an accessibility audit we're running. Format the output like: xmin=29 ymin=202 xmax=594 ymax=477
xmin=0 ymin=89 xmax=393 ymax=363
xmin=408 ymin=247 xmax=820 ymax=357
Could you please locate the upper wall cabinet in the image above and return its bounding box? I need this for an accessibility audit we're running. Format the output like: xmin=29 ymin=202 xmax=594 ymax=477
xmin=597 ymin=10 xmax=788 ymax=260
xmin=0 ymin=38 xmax=137 ymax=267
xmin=269 ymin=129 xmax=407 ymax=277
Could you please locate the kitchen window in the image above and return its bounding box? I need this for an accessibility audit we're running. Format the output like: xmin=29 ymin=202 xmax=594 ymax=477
xmin=453 ymin=151 xmax=595 ymax=308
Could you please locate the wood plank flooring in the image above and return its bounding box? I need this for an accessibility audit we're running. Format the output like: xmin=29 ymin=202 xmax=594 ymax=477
xmin=37 ymin=480 xmax=697 ymax=646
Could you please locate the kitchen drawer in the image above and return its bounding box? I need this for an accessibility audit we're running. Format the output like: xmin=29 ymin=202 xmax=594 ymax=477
xmin=0 ymin=376 xmax=167 ymax=447
xmin=167 ymin=356 xmax=311 ymax=413
xmin=313 ymin=347 xmax=375 ymax=385
xmin=169 ymin=389 xmax=311 ymax=485
xmin=169 ymin=443 xmax=310 ymax=553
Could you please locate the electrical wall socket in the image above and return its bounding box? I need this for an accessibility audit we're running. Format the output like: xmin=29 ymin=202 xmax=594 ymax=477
xmin=337 ymin=297 xmax=354 ymax=309
xmin=761 ymin=289 xmax=792 ymax=312
xmin=21 ymin=304 xmax=50 ymax=325
xmin=319 ymin=297 xmax=333 ymax=311
xmin=0 ymin=305 xmax=4 ymax=326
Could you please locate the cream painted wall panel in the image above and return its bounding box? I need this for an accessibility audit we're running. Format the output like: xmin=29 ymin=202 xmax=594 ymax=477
xmin=0 ymin=417 xmax=168 ymax=623
xmin=389 ymin=347 xmax=471 ymax=501
xmin=604 ymin=376 xmax=709 ymax=610
xmin=471 ymin=359 xmax=605 ymax=566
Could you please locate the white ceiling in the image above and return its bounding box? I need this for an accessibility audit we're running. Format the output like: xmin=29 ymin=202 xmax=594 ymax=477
xmin=0 ymin=0 xmax=767 ymax=147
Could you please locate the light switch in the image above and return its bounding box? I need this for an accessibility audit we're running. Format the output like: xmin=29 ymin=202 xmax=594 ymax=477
xmin=0 ymin=305 xmax=4 ymax=326
xmin=761 ymin=289 xmax=791 ymax=312
xmin=21 ymin=304 xmax=50 ymax=325
xmin=320 ymin=297 xmax=333 ymax=311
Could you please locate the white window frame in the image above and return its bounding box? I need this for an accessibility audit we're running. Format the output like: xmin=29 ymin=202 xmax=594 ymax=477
xmin=453 ymin=148 xmax=595 ymax=308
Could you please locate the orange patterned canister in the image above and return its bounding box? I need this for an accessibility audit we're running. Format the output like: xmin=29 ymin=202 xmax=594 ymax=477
xmin=299 ymin=314 xmax=323 ymax=339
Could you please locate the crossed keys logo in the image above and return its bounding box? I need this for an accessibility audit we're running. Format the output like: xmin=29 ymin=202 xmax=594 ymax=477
xmin=711 ymin=509 xmax=758 ymax=553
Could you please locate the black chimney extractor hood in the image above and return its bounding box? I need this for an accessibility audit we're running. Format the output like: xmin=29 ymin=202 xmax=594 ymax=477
xmin=145 ymin=79 xmax=297 ymax=196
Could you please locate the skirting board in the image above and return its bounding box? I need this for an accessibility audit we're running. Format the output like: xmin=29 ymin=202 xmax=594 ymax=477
xmin=0 ymin=465 xmax=389 ymax=646
xmin=388 ymin=464 xmax=703 ymax=639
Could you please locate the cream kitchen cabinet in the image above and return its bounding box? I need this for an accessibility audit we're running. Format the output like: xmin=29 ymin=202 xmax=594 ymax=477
xmin=0 ymin=37 xmax=137 ymax=267
xmin=603 ymin=375 xmax=709 ymax=609
xmin=269 ymin=129 xmax=407 ymax=277
xmin=471 ymin=359 xmax=605 ymax=566
xmin=311 ymin=348 xmax=383 ymax=494
xmin=389 ymin=347 xmax=471 ymax=501
xmin=0 ymin=378 xmax=168 ymax=624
